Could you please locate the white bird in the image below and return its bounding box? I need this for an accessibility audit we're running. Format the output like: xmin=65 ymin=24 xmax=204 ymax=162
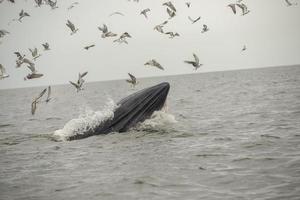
xmin=0 ymin=29 xmax=9 ymax=38
xmin=34 ymin=0 xmax=43 ymax=7
xmin=140 ymin=8 xmax=150 ymax=18
xmin=186 ymin=2 xmax=191 ymax=8
xmin=201 ymin=24 xmax=209 ymax=33
xmin=0 ymin=64 xmax=9 ymax=79
xmin=163 ymin=1 xmax=176 ymax=12
xmin=242 ymin=45 xmax=247 ymax=51
xmin=29 ymin=47 xmax=41 ymax=60
xmin=66 ymin=20 xmax=78 ymax=35
xmin=68 ymin=2 xmax=79 ymax=10
xmin=45 ymin=86 xmax=51 ymax=103
xmin=113 ymin=32 xmax=131 ymax=44
xmin=165 ymin=31 xmax=179 ymax=38
xmin=126 ymin=73 xmax=138 ymax=87
xmin=84 ymin=44 xmax=95 ymax=50
xmin=46 ymin=0 xmax=58 ymax=9
xmin=285 ymin=0 xmax=297 ymax=6
xmin=98 ymin=24 xmax=117 ymax=38
xmin=154 ymin=21 xmax=168 ymax=33
xmin=145 ymin=59 xmax=164 ymax=70
xmin=184 ymin=53 xmax=202 ymax=70
xmin=18 ymin=10 xmax=30 ymax=22
xmin=236 ymin=3 xmax=250 ymax=15
xmin=31 ymin=88 xmax=47 ymax=115
xmin=69 ymin=71 xmax=88 ymax=92
xmin=42 ymin=42 xmax=50 ymax=50
xmin=188 ymin=16 xmax=201 ymax=24
xmin=166 ymin=8 xmax=176 ymax=19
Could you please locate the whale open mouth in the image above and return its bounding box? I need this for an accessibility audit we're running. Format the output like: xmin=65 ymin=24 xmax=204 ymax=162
xmin=63 ymin=82 xmax=170 ymax=140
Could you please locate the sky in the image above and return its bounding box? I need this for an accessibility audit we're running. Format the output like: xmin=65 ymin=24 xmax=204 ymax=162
xmin=0 ymin=0 xmax=299 ymax=89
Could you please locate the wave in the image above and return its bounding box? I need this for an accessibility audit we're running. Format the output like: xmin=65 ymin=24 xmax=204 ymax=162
xmin=52 ymin=98 xmax=118 ymax=141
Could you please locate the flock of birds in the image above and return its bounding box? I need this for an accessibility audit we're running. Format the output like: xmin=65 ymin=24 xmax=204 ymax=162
xmin=0 ymin=0 xmax=298 ymax=115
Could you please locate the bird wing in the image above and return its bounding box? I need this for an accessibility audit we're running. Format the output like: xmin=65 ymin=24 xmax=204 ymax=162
xmin=166 ymin=8 xmax=175 ymax=18
xmin=0 ymin=64 xmax=4 ymax=75
xmin=193 ymin=53 xmax=199 ymax=64
xmin=69 ymin=81 xmax=78 ymax=88
xmin=31 ymin=101 xmax=37 ymax=115
xmin=236 ymin=3 xmax=246 ymax=13
xmin=35 ymin=88 xmax=47 ymax=102
xmin=109 ymin=12 xmax=124 ymax=16
xmin=14 ymin=52 xmax=22 ymax=59
xmin=46 ymin=86 xmax=51 ymax=100
xmin=128 ymin=73 xmax=136 ymax=82
xmin=19 ymin=9 xmax=24 ymax=17
xmin=228 ymin=4 xmax=236 ymax=14
xmin=66 ymin=20 xmax=75 ymax=31
xmin=27 ymin=64 xmax=36 ymax=73
xmin=188 ymin=16 xmax=194 ymax=23
xmin=80 ymin=71 xmax=88 ymax=78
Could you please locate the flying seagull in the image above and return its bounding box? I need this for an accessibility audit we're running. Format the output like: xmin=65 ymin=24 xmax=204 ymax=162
xmin=31 ymin=88 xmax=47 ymax=115
xmin=186 ymin=2 xmax=191 ymax=8
xmin=0 ymin=29 xmax=9 ymax=38
xmin=163 ymin=1 xmax=176 ymax=12
xmin=34 ymin=0 xmax=43 ymax=7
xmin=24 ymin=62 xmax=43 ymax=80
xmin=42 ymin=42 xmax=50 ymax=50
xmin=242 ymin=45 xmax=247 ymax=51
xmin=188 ymin=16 xmax=201 ymax=24
xmin=154 ymin=21 xmax=168 ymax=33
xmin=84 ymin=44 xmax=95 ymax=50
xmin=166 ymin=8 xmax=176 ymax=19
xmin=29 ymin=47 xmax=41 ymax=60
xmin=140 ymin=8 xmax=150 ymax=18
xmin=126 ymin=73 xmax=138 ymax=87
xmin=18 ymin=10 xmax=30 ymax=22
xmin=144 ymin=59 xmax=164 ymax=70
xmin=46 ymin=0 xmax=58 ymax=9
xmin=66 ymin=20 xmax=78 ymax=35
xmin=109 ymin=12 xmax=125 ymax=17
xmin=45 ymin=86 xmax=51 ymax=103
xmin=98 ymin=24 xmax=117 ymax=38
xmin=184 ymin=53 xmax=202 ymax=70
xmin=165 ymin=31 xmax=179 ymax=38
xmin=201 ymin=24 xmax=209 ymax=33
xmin=69 ymin=71 xmax=88 ymax=92
xmin=228 ymin=4 xmax=237 ymax=14
xmin=0 ymin=64 xmax=9 ymax=79
xmin=285 ymin=0 xmax=297 ymax=6
xmin=236 ymin=3 xmax=250 ymax=15
xmin=114 ymin=32 xmax=131 ymax=44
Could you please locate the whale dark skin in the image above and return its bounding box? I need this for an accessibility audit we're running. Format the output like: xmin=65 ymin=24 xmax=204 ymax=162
xmin=68 ymin=82 xmax=170 ymax=140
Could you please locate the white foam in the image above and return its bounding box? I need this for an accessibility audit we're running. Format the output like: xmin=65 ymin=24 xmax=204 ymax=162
xmin=137 ymin=111 xmax=177 ymax=130
xmin=53 ymin=98 xmax=118 ymax=141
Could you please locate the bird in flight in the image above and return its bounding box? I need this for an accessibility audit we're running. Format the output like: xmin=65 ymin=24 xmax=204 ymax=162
xmin=114 ymin=32 xmax=131 ymax=44
xmin=84 ymin=44 xmax=95 ymax=50
xmin=45 ymin=86 xmax=52 ymax=103
xmin=236 ymin=3 xmax=250 ymax=15
xmin=0 ymin=29 xmax=9 ymax=38
xmin=154 ymin=21 xmax=168 ymax=33
xmin=109 ymin=12 xmax=125 ymax=17
xmin=126 ymin=73 xmax=138 ymax=87
xmin=201 ymin=24 xmax=209 ymax=33
xmin=140 ymin=8 xmax=150 ymax=19
xmin=31 ymin=88 xmax=47 ymax=115
xmin=285 ymin=0 xmax=297 ymax=6
xmin=69 ymin=71 xmax=88 ymax=92
xmin=228 ymin=4 xmax=237 ymax=14
xmin=0 ymin=64 xmax=9 ymax=80
xmin=184 ymin=53 xmax=202 ymax=70
xmin=186 ymin=2 xmax=191 ymax=8
xmin=98 ymin=24 xmax=117 ymax=38
xmin=165 ymin=31 xmax=179 ymax=38
xmin=163 ymin=1 xmax=176 ymax=12
xmin=188 ymin=16 xmax=201 ymax=24
xmin=18 ymin=10 xmax=30 ymax=22
xmin=68 ymin=2 xmax=79 ymax=10
xmin=29 ymin=47 xmax=41 ymax=61
xmin=145 ymin=59 xmax=164 ymax=70
xmin=66 ymin=20 xmax=79 ymax=35
xmin=42 ymin=42 xmax=50 ymax=51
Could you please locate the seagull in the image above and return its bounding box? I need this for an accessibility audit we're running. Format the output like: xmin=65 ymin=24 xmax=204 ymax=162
xmin=186 ymin=2 xmax=191 ymax=8
xmin=31 ymin=88 xmax=47 ymax=115
xmin=98 ymin=24 xmax=117 ymax=38
xmin=184 ymin=53 xmax=202 ymax=70
xmin=14 ymin=52 xmax=26 ymax=64
xmin=126 ymin=73 xmax=138 ymax=87
xmin=84 ymin=44 xmax=95 ymax=50
xmin=34 ymin=0 xmax=43 ymax=7
xmin=285 ymin=0 xmax=297 ymax=6
xmin=0 ymin=29 xmax=9 ymax=38
xmin=163 ymin=1 xmax=176 ymax=12
xmin=0 ymin=0 xmax=15 ymax=3
xmin=69 ymin=71 xmax=88 ymax=92
xmin=140 ymin=8 xmax=150 ymax=18
xmin=29 ymin=47 xmax=41 ymax=60
xmin=145 ymin=59 xmax=164 ymax=70
xmin=46 ymin=0 xmax=58 ymax=9
xmin=45 ymin=86 xmax=51 ymax=103
xmin=109 ymin=12 xmax=125 ymax=17
xmin=113 ymin=32 xmax=131 ymax=44
xmin=236 ymin=3 xmax=250 ymax=15
xmin=66 ymin=20 xmax=78 ymax=35
xmin=242 ymin=45 xmax=247 ymax=51
xmin=42 ymin=42 xmax=50 ymax=50
xmin=18 ymin=10 xmax=30 ymax=22
xmin=68 ymin=2 xmax=79 ymax=10
xmin=201 ymin=24 xmax=209 ymax=33
xmin=166 ymin=8 xmax=176 ymax=19
xmin=0 ymin=64 xmax=9 ymax=79
xmin=165 ymin=31 xmax=179 ymax=38
xmin=24 ymin=62 xmax=43 ymax=80
xmin=154 ymin=21 xmax=168 ymax=33
xmin=188 ymin=16 xmax=201 ymax=24
xmin=228 ymin=4 xmax=237 ymax=14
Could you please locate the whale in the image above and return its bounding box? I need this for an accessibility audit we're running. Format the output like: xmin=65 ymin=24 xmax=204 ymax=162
xmin=68 ymin=82 xmax=170 ymax=140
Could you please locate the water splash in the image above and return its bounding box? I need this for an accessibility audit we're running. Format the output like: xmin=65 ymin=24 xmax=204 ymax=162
xmin=53 ymin=98 xmax=118 ymax=141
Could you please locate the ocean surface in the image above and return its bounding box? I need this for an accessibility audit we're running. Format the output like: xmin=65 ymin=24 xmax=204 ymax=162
xmin=0 ymin=66 xmax=300 ymax=200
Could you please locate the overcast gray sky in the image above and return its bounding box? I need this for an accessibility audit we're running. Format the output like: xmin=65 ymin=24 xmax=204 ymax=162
xmin=0 ymin=0 xmax=299 ymax=89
